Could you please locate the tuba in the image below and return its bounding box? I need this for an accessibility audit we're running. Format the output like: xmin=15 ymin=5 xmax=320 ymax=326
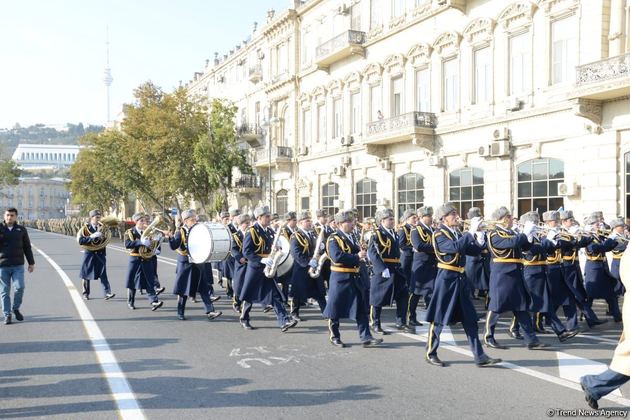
xmin=77 ymin=215 xmax=119 ymax=251
xmin=138 ymin=215 xmax=169 ymax=259
xmin=309 ymin=227 xmax=328 ymax=278
xmin=264 ymin=222 xmax=287 ymax=278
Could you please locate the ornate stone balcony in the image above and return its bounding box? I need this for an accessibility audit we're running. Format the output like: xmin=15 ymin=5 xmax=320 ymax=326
xmin=232 ymin=174 xmax=262 ymax=194
xmin=237 ymin=123 xmax=264 ymax=147
xmin=248 ymin=64 xmax=262 ymax=83
xmin=315 ymin=30 xmax=366 ymax=70
xmin=254 ymin=146 xmax=293 ymax=168
xmin=364 ymin=111 xmax=437 ymax=151
xmin=573 ymin=53 xmax=630 ymax=100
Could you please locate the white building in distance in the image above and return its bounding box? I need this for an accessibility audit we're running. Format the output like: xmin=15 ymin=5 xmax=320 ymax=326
xmin=186 ymin=0 xmax=630 ymax=223
xmin=12 ymin=144 xmax=80 ymax=171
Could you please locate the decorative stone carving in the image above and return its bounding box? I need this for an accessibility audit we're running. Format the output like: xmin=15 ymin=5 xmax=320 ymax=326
xmin=572 ymin=98 xmax=603 ymax=125
xmin=311 ymin=86 xmax=327 ymax=104
xmin=407 ymin=43 xmax=432 ymax=67
xmin=388 ymin=14 xmax=406 ymax=30
xmin=540 ymin=0 xmax=578 ymax=14
xmin=362 ymin=62 xmax=384 ymax=86
xmin=412 ymin=1 xmax=432 ymax=18
xmin=327 ymin=79 xmax=344 ymax=98
xmin=498 ymin=1 xmax=537 ymax=31
xmin=297 ymin=93 xmax=311 ymax=109
xmin=463 ymin=17 xmax=496 ymax=45
xmin=383 ymin=53 xmax=407 ymax=77
xmin=432 ymin=31 xmax=462 ymax=56
xmin=343 ymin=71 xmax=363 ymax=92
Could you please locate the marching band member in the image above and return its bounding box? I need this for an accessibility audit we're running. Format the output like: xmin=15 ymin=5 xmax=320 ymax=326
xmin=397 ymin=209 xmax=417 ymax=292
xmin=483 ymin=206 xmax=544 ymax=350
xmin=289 ymin=211 xmax=327 ymax=321
xmin=368 ymin=209 xmax=412 ymax=334
xmin=560 ymin=210 xmax=607 ymax=328
xmin=408 ymin=206 xmax=436 ymax=327
xmin=278 ymin=211 xmax=298 ymax=298
xmin=224 ymin=208 xmax=240 ymax=299
xmin=78 ymin=209 xmax=115 ymax=301
xmin=218 ymin=211 xmax=234 ymax=293
xmin=239 ymin=205 xmax=298 ymax=332
xmin=424 ymin=202 xmax=501 ymax=367
xmin=124 ymin=213 xmax=164 ymax=311
xmin=583 ymin=215 xmax=622 ymax=322
xmin=324 ymin=210 xmax=382 ymax=348
xmin=314 ymin=210 xmax=333 ymax=289
xmin=464 ymin=207 xmax=490 ymax=301
xmin=517 ymin=211 xmax=577 ymax=342
xmin=230 ymin=214 xmax=250 ymax=313
xmin=169 ymin=209 xmax=222 ymax=321
xmin=609 ymin=217 xmax=627 ymax=297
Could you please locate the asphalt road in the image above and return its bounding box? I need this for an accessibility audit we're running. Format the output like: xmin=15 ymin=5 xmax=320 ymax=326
xmin=1 ymin=229 xmax=629 ymax=419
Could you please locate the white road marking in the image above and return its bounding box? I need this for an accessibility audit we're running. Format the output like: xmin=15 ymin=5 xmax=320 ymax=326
xmin=34 ymin=245 xmax=147 ymax=420
xmin=556 ymin=351 xmax=622 ymax=396
xmin=107 ymin=245 xmax=177 ymax=266
xmin=385 ymin=326 xmax=630 ymax=407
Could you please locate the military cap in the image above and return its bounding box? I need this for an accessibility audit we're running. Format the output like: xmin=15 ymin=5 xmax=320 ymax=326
xmin=88 ymin=209 xmax=102 ymax=218
xmin=220 ymin=211 xmax=230 ymax=219
xmin=491 ymin=206 xmax=511 ymax=221
xmin=610 ymin=217 xmax=626 ymax=229
xmin=560 ymin=210 xmax=574 ymax=220
xmin=298 ymin=211 xmax=311 ymax=221
xmin=285 ymin=211 xmax=297 ymax=221
xmin=181 ymin=209 xmax=196 ymax=221
xmin=315 ymin=209 xmax=327 ymax=218
xmin=585 ymin=215 xmax=599 ymax=226
xmin=375 ymin=208 xmax=395 ymax=224
xmin=254 ymin=205 xmax=270 ymax=218
xmin=229 ymin=208 xmax=240 ymax=217
xmin=417 ymin=206 xmax=434 ymax=217
xmin=238 ymin=214 xmax=251 ymax=224
xmin=132 ymin=212 xmax=148 ymax=222
xmin=334 ymin=210 xmax=355 ymax=224
xmin=434 ymin=203 xmax=457 ymax=221
xmin=467 ymin=207 xmax=482 ymax=219
xmin=520 ymin=211 xmax=540 ymax=224
xmin=402 ymin=209 xmax=415 ymax=221
xmin=591 ymin=211 xmax=604 ymax=219
xmin=542 ymin=210 xmax=560 ymax=222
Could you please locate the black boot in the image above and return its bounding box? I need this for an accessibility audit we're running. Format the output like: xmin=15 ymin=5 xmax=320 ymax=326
xmin=127 ymin=289 xmax=136 ymax=310
xmin=177 ymin=296 xmax=187 ymax=320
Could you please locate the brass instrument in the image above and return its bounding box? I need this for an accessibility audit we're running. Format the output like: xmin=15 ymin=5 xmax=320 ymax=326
xmin=138 ymin=215 xmax=170 ymax=259
xmin=309 ymin=227 xmax=328 ymax=278
xmin=77 ymin=215 xmax=119 ymax=251
xmin=461 ymin=219 xmax=503 ymax=231
xmin=264 ymin=222 xmax=287 ymax=278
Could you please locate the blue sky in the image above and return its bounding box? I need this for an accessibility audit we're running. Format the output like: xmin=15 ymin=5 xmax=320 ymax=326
xmin=0 ymin=0 xmax=289 ymax=129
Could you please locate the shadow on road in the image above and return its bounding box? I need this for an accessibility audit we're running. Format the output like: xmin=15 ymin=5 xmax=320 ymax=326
xmin=0 ymin=338 xmax=178 ymax=354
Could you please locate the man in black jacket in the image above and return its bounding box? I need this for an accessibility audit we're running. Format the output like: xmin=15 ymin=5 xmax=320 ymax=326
xmin=0 ymin=208 xmax=35 ymax=325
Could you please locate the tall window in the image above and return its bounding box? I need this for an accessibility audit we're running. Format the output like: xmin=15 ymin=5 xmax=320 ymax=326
xmin=442 ymin=58 xmax=458 ymax=111
xmin=302 ymin=109 xmax=311 ymax=147
xmin=397 ymin=173 xmax=424 ymax=218
xmin=391 ymin=0 xmax=405 ymax=18
xmin=301 ymin=197 xmax=310 ymax=211
xmin=415 ymin=68 xmax=430 ymax=112
xmin=350 ymin=92 xmax=361 ymax=135
xmin=355 ymin=178 xmax=377 ymax=220
xmin=474 ymin=47 xmax=492 ymax=104
xmin=351 ymin=3 xmax=361 ymax=30
xmin=509 ymin=32 xmax=531 ymax=95
xmin=301 ymin=31 xmax=311 ymax=67
xmin=449 ymin=167 xmax=484 ymax=216
xmin=370 ymin=0 xmax=383 ymax=29
xmin=276 ymin=189 xmax=288 ymax=216
xmin=333 ymin=98 xmax=343 ymax=139
xmin=370 ymin=84 xmax=382 ymax=121
xmin=391 ymin=77 xmax=403 ymax=117
xmin=317 ymin=103 xmax=326 ymax=143
xmin=551 ymin=15 xmax=576 ymax=85
xmin=517 ymin=158 xmax=564 ymax=217
xmin=321 ymin=182 xmax=339 ymax=216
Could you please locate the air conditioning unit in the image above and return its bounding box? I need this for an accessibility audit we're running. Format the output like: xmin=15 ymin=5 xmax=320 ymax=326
xmin=490 ymin=140 xmax=510 ymax=157
xmin=340 ymin=136 xmax=346 ymax=145
xmin=217 ymin=76 xmax=225 ymax=83
xmin=338 ymin=4 xmax=349 ymax=15
xmin=333 ymin=165 xmax=346 ymax=177
xmin=347 ymin=135 xmax=354 ymax=145
xmin=436 ymin=0 xmax=447 ymax=5
xmin=379 ymin=158 xmax=391 ymax=170
xmin=428 ymin=156 xmax=444 ymax=167
xmin=505 ymin=96 xmax=521 ymax=112
xmin=478 ymin=145 xmax=491 ymax=157
xmin=493 ymin=127 xmax=510 ymax=140
xmin=558 ymin=182 xmax=579 ymax=197
xmin=341 ymin=156 xmax=351 ymax=166
xmin=297 ymin=146 xmax=309 ymax=156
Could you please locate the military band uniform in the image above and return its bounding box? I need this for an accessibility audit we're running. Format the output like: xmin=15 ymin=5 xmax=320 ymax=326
xmin=610 ymin=239 xmax=626 ymax=297
xmin=408 ymin=221 xmax=436 ymax=324
xmin=78 ymin=222 xmax=113 ymax=299
xmin=314 ymin=221 xmax=334 ymax=289
xmin=230 ymin=228 xmax=246 ymax=312
xmin=398 ymin=221 xmax=414 ymax=290
xmin=584 ymin=234 xmax=622 ymax=321
xmin=124 ymin=227 xmax=161 ymax=309
xmin=289 ymin=227 xmax=327 ymax=318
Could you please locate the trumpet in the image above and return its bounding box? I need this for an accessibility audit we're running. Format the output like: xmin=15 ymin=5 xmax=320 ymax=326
xmin=460 ymin=219 xmax=503 ymax=231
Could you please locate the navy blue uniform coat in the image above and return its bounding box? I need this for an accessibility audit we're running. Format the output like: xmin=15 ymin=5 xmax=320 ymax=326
xmin=289 ymin=229 xmax=326 ymax=301
xmin=124 ymin=227 xmax=155 ymax=290
xmin=410 ymin=223 xmax=437 ymax=296
xmin=240 ymin=223 xmax=282 ymax=306
xmin=79 ymin=223 xmax=107 ymax=280
xmin=368 ymin=226 xmax=405 ymax=307
xmin=169 ymin=225 xmax=210 ymax=297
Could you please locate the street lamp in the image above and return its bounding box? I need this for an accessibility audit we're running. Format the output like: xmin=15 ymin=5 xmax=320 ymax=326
xmin=261 ymin=106 xmax=281 ymax=212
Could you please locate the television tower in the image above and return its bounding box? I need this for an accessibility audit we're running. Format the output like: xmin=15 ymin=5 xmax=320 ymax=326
xmin=103 ymin=26 xmax=113 ymax=124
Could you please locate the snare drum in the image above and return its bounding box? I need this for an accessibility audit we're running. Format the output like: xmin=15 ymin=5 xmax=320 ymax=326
xmin=274 ymin=235 xmax=294 ymax=277
xmin=187 ymin=222 xmax=232 ymax=263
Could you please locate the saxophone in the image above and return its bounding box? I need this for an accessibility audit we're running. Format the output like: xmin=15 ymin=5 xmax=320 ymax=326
xmin=77 ymin=215 xmax=119 ymax=251
xmin=264 ymin=222 xmax=287 ymax=278
xmin=138 ymin=215 xmax=169 ymax=259
xmin=308 ymin=227 xmax=328 ymax=278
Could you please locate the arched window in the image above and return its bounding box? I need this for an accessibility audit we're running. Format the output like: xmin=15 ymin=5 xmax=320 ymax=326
xmin=397 ymin=173 xmax=424 ymax=218
xmin=517 ymin=158 xmax=564 ymax=217
xmin=449 ymin=167 xmax=484 ymax=216
xmin=355 ymin=178 xmax=377 ymax=220
xmin=276 ymin=189 xmax=288 ymax=216
xmin=321 ymin=182 xmax=339 ymax=216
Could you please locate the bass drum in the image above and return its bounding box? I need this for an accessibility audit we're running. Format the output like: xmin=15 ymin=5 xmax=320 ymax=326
xmin=274 ymin=235 xmax=294 ymax=277
xmin=187 ymin=222 xmax=232 ymax=263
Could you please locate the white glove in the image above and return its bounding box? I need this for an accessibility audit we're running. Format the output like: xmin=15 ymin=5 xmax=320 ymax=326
xmin=469 ymin=217 xmax=482 ymax=235
xmin=475 ymin=231 xmax=485 ymax=246
xmin=609 ymin=231 xmax=619 ymax=240
xmin=154 ymin=248 xmax=161 ymax=255
xmin=523 ymin=221 xmax=536 ymax=237
xmin=546 ymin=229 xmax=558 ymax=243
xmin=568 ymin=225 xmax=579 ymax=234
xmin=90 ymin=231 xmax=103 ymax=239
xmin=382 ymin=268 xmax=391 ymax=278
xmin=261 ymin=257 xmax=271 ymax=265
xmin=308 ymin=259 xmax=318 ymax=269
xmin=140 ymin=238 xmax=151 ymax=247
xmin=583 ymin=225 xmax=593 ymax=233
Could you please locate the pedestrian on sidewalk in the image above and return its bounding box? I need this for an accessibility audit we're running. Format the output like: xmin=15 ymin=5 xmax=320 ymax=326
xmin=0 ymin=207 xmax=35 ymax=325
